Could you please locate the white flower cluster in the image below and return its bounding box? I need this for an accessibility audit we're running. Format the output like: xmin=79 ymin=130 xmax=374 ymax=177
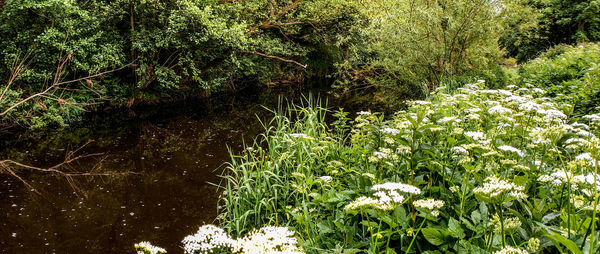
xmin=473 ymin=177 xmax=527 ymax=202
xmin=183 ymin=225 xmax=302 ymax=254
xmin=538 ymin=171 xmax=600 ymax=191
xmin=488 ymin=105 xmax=512 ymax=115
xmin=543 ymin=109 xmax=567 ymax=122
xmin=183 ymin=225 xmax=236 ymax=253
xmin=289 ymin=133 xmax=313 ymax=140
xmin=345 ymin=182 xmax=421 ymax=211
xmin=497 ymin=145 xmax=525 ymax=157
xmin=344 ymin=196 xmax=393 ymax=211
xmin=380 ymin=127 xmax=400 ymax=135
xmin=234 ymin=226 xmax=302 ymax=254
xmin=371 ymin=182 xmax=421 ymax=195
xmin=135 ymin=242 xmax=166 ymax=254
xmin=464 ymin=131 xmax=486 ymax=141
xmin=373 ymin=191 xmax=405 ymax=204
xmin=412 ymin=100 xmax=431 ymax=105
xmin=373 ymin=151 xmax=388 ymax=159
xmin=318 ymin=176 xmax=333 ymax=182
xmin=575 ymin=153 xmax=598 ymax=167
xmin=413 ymin=198 xmax=444 ymax=217
xmin=489 ymin=214 xmax=521 ymax=234
xmin=493 ymin=246 xmax=528 ymax=254
xmin=582 ymin=113 xmax=600 ymax=122
xmin=451 ymin=146 xmax=469 ymax=156
xmin=438 ymin=116 xmax=460 ymax=124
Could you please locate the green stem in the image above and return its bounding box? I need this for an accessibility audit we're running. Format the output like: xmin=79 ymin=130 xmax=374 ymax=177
xmin=405 ymin=218 xmax=427 ymax=254
xmin=499 ymin=205 xmax=506 ymax=247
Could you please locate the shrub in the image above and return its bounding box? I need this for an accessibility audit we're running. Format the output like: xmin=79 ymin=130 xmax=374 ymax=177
xmin=515 ymin=43 xmax=600 ymax=115
xmin=218 ymin=81 xmax=600 ymax=253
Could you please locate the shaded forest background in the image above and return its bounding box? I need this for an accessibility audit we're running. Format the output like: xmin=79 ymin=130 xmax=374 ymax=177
xmin=0 ymin=0 xmax=598 ymax=129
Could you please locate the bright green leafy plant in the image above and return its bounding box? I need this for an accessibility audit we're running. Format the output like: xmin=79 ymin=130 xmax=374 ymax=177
xmin=215 ymin=81 xmax=600 ymax=253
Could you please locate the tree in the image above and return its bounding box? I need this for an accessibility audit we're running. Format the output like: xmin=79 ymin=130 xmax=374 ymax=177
xmin=500 ymin=0 xmax=600 ymax=62
xmin=336 ymin=0 xmax=505 ymax=96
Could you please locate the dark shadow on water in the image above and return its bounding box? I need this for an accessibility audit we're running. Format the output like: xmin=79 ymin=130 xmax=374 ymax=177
xmin=0 ymin=87 xmax=381 ymax=253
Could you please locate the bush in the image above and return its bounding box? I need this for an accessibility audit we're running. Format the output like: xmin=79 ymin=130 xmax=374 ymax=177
xmin=218 ymin=82 xmax=600 ymax=253
xmin=514 ymin=43 xmax=600 ymax=115
xmin=0 ymin=0 xmax=365 ymax=128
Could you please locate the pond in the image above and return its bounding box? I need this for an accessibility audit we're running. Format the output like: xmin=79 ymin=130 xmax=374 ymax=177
xmin=0 ymin=88 xmax=357 ymax=253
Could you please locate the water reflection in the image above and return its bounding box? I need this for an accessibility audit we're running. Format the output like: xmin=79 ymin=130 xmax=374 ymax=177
xmin=0 ymin=93 xmax=275 ymax=253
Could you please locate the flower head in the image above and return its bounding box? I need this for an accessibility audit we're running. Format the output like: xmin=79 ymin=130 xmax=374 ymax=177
xmin=473 ymin=177 xmax=527 ymax=203
xmin=135 ymin=242 xmax=166 ymax=254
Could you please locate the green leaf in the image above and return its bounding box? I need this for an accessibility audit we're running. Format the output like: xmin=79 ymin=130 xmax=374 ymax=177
xmin=317 ymin=222 xmax=334 ymax=234
xmin=422 ymin=228 xmax=446 ymax=246
xmin=393 ymin=206 xmax=409 ymax=227
xmin=448 ymin=218 xmax=466 ymax=239
xmin=546 ymin=233 xmax=583 ymax=254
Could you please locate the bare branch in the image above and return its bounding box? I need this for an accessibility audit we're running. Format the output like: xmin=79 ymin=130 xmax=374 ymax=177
xmin=0 ymin=61 xmax=136 ymax=117
xmin=250 ymin=0 xmax=304 ymax=31
xmin=0 ymin=141 xmax=135 ymax=197
xmin=239 ymin=50 xmax=307 ymax=68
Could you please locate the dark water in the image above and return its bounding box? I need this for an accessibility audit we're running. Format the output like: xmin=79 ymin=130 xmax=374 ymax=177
xmin=0 ymin=90 xmax=322 ymax=253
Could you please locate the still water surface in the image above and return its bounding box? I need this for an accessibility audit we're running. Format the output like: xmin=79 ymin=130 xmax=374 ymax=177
xmin=0 ymin=91 xmax=335 ymax=253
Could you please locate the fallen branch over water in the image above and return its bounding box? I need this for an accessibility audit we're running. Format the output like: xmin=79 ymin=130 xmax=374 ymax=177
xmin=0 ymin=141 xmax=134 ymax=197
xmin=238 ymin=50 xmax=307 ymax=68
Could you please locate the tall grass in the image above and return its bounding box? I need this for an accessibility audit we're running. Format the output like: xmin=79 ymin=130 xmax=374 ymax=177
xmin=211 ymin=82 xmax=600 ymax=253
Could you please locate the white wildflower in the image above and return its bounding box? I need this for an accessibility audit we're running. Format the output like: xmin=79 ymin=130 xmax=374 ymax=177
xmin=438 ymin=116 xmax=460 ymax=124
xmin=582 ymin=113 xmax=600 ymax=122
xmin=412 ymin=100 xmax=431 ymax=105
xmin=413 ymin=198 xmax=444 ymax=211
xmin=183 ymin=225 xmax=236 ymax=254
xmin=543 ymin=109 xmax=567 ymax=121
xmin=135 ymin=242 xmax=166 ymax=254
xmin=473 ymin=177 xmax=527 ymax=203
xmin=381 ymin=128 xmax=400 ymax=135
xmin=451 ymin=146 xmax=469 ymax=156
xmin=488 ymin=105 xmax=513 ymax=115
xmin=481 ymin=89 xmax=499 ymax=95
xmin=371 ymin=182 xmax=421 ymax=195
xmin=234 ymin=226 xmax=302 ymax=254
xmin=464 ymin=131 xmax=486 ymax=141
xmin=497 ymin=145 xmax=525 ymax=157
xmin=565 ymin=138 xmax=589 ymax=146
xmin=493 ymin=246 xmax=528 ymax=254
xmin=319 ymin=176 xmax=333 ymax=182
xmin=396 ymin=145 xmax=411 ymax=155
xmin=518 ymin=101 xmax=542 ymax=112
xmin=575 ymin=153 xmax=598 ymax=167
xmin=345 ymin=196 xmax=393 ymax=211
xmin=570 ymin=122 xmax=589 ymax=130
xmin=357 ymin=111 xmax=371 ymax=115
xmin=505 ymin=95 xmax=528 ymax=103
xmin=532 ymin=88 xmax=545 ymax=94
xmin=373 ymin=151 xmax=388 ymax=159
xmin=498 ymin=89 xmax=513 ymax=96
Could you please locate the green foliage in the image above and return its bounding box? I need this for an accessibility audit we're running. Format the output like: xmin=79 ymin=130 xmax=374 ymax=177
xmin=501 ymin=0 xmax=600 ymax=62
xmin=335 ymin=0 xmax=505 ymax=97
xmin=219 ymin=82 xmax=600 ymax=253
xmin=512 ymin=43 xmax=600 ymax=115
xmin=0 ymin=0 xmax=364 ymax=128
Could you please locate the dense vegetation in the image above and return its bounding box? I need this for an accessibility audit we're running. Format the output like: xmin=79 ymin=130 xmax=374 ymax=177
xmin=501 ymin=0 xmax=600 ymax=62
xmin=0 ymin=0 xmax=365 ymax=128
xmin=190 ymin=80 xmax=600 ymax=253
xmin=510 ymin=43 xmax=600 ymax=115
xmin=2 ymin=0 xmax=600 ymax=253
xmin=8 ymin=0 xmax=598 ymax=128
